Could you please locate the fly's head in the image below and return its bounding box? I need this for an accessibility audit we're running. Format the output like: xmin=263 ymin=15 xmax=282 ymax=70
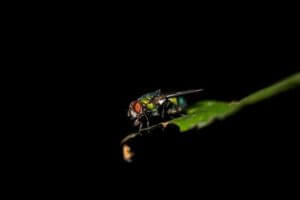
xmin=128 ymin=100 xmax=144 ymax=126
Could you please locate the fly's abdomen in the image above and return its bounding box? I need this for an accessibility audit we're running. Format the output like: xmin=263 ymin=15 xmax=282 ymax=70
xmin=169 ymin=97 xmax=187 ymax=108
xmin=166 ymin=96 xmax=187 ymax=115
xmin=177 ymin=96 xmax=187 ymax=109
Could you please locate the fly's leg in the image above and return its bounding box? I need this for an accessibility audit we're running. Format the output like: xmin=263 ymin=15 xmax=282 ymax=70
xmin=136 ymin=114 xmax=149 ymax=134
xmin=161 ymin=101 xmax=170 ymax=120
xmin=135 ymin=115 xmax=143 ymax=134
xmin=138 ymin=122 xmax=143 ymax=133
xmin=144 ymin=114 xmax=150 ymax=133
xmin=161 ymin=105 xmax=166 ymax=119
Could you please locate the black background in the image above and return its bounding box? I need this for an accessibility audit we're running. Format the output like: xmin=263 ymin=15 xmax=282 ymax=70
xmin=44 ymin=56 xmax=299 ymax=177
xmin=3 ymin=3 xmax=300 ymax=197
xmin=17 ymin=13 xmax=299 ymax=190
xmin=41 ymin=64 xmax=299 ymax=192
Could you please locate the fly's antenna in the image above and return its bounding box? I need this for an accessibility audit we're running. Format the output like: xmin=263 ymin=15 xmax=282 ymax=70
xmin=165 ymin=89 xmax=204 ymax=98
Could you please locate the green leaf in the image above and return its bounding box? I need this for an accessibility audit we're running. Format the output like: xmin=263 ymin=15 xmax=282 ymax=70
xmin=171 ymin=73 xmax=300 ymax=132
xmin=171 ymin=100 xmax=237 ymax=131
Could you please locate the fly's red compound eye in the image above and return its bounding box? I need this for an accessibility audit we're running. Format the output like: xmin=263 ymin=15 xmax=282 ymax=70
xmin=132 ymin=101 xmax=142 ymax=114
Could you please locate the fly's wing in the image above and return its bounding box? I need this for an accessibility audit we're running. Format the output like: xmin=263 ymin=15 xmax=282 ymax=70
xmin=138 ymin=89 xmax=161 ymax=100
xmin=165 ymin=89 xmax=203 ymax=98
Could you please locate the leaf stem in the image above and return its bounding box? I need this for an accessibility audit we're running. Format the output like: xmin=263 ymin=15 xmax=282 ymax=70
xmin=240 ymin=73 xmax=300 ymax=106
